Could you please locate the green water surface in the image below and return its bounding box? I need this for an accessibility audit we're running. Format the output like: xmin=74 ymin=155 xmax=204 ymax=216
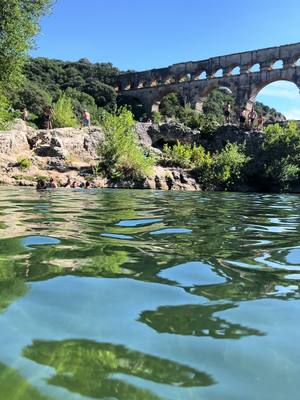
xmin=0 ymin=187 xmax=299 ymax=400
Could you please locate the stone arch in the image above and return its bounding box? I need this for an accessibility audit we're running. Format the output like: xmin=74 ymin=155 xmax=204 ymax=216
xmin=198 ymin=71 xmax=207 ymax=80
xmin=151 ymin=90 xmax=184 ymax=114
xmin=138 ymin=80 xmax=147 ymax=89
xmin=191 ymin=83 xmax=235 ymax=113
xmin=150 ymin=80 xmax=158 ymax=87
xmin=117 ymin=95 xmax=147 ymax=120
xmin=231 ymin=66 xmax=240 ymax=75
xmin=163 ymin=76 xmax=172 ymax=84
xmin=249 ymin=63 xmax=261 ymax=73
xmin=114 ymin=82 xmax=122 ymax=92
xmin=271 ymin=60 xmax=283 ymax=69
xmin=213 ymin=68 xmax=223 ymax=78
xmin=246 ymin=78 xmax=300 ymax=111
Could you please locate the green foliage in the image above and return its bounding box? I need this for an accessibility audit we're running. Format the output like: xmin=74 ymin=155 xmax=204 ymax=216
xmin=163 ymin=141 xmax=213 ymax=169
xmin=22 ymin=57 xmax=119 ymax=113
xmin=0 ymin=93 xmax=13 ymax=129
xmin=255 ymin=101 xmax=285 ymax=122
xmin=99 ymin=108 xmax=154 ymax=180
xmin=0 ymin=362 xmax=51 ymax=400
xmin=192 ymin=143 xmax=249 ymax=190
xmin=17 ymin=157 xmax=31 ymax=170
xmin=258 ymin=122 xmax=300 ymax=190
xmin=9 ymin=80 xmax=52 ymax=116
xmin=52 ymin=93 xmax=78 ymax=128
xmin=157 ymin=89 xmax=284 ymax=130
xmin=213 ymin=143 xmax=249 ymax=186
xmin=159 ymin=92 xmax=183 ymax=117
xmin=0 ymin=0 xmax=52 ymax=90
xmin=202 ymin=88 xmax=234 ymax=124
xmin=65 ymin=87 xmax=97 ymax=119
xmin=152 ymin=111 xmax=162 ymax=124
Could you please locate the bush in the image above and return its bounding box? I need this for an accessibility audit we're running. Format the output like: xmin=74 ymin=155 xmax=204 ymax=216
xmin=0 ymin=93 xmax=13 ymax=130
xmin=152 ymin=111 xmax=162 ymax=124
xmin=65 ymin=87 xmax=97 ymax=119
xmin=163 ymin=141 xmax=212 ymax=169
xmin=9 ymin=80 xmax=52 ymax=117
xmin=192 ymin=143 xmax=249 ymax=190
xmin=17 ymin=157 xmax=31 ymax=170
xmin=213 ymin=143 xmax=249 ymax=187
xmin=98 ymin=108 xmax=154 ymax=180
xmin=52 ymin=93 xmax=78 ymax=128
xmin=259 ymin=122 xmax=300 ymax=190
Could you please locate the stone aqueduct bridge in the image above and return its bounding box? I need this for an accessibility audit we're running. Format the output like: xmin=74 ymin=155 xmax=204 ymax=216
xmin=115 ymin=43 xmax=300 ymax=115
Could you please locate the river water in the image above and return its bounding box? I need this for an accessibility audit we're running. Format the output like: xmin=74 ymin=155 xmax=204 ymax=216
xmin=0 ymin=187 xmax=299 ymax=400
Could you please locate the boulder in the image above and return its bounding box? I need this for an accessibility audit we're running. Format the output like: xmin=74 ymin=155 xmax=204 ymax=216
xmin=30 ymin=127 xmax=104 ymax=160
xmin=147 ymin=122 xmax=201 ymax=147
xmin=0 ymin=130 xmax=30 ymax=155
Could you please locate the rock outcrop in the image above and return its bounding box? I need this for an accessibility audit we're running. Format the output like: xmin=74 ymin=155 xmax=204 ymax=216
xmin=0 ymin=119 xmax=263 ymax=191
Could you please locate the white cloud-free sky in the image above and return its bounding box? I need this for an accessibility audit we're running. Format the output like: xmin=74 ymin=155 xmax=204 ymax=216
xmin=256 ymin=81 xmax=300 ymax=119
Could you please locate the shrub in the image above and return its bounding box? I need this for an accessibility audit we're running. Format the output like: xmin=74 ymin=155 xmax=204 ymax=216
xmin=213 ymin=143 xmax=249 ymax=186
xmin=52 ymin=93 xmax=78 ymax=128
xmin=98 ymin=108 xmax=154 ymax=180
xmin=259 ymin=122 xmax=300 ymax=190
xmin=0 ymin=93 xmax=13 ymax=130
xmin=192 ymin=143 xmax=249 ymax=190
xmin=163 ymin=141 xmax=213 ymax=169
xmin=17 ymin=157 xmax=31 ymax=170
xmin=152 ymin=111 xmax=162 ymax=124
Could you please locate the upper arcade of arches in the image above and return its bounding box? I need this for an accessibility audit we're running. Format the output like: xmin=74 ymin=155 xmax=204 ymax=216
xmin=116 ymin=42 xmax=300 ymax=92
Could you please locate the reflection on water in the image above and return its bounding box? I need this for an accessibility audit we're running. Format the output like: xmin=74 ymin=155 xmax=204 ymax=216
xmin=0 ymin=187 xmax=299 ymax=399
xmin=23 ymin=339 xmax=213 ymax=400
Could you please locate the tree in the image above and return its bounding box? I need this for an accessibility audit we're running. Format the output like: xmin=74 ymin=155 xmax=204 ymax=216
xmin=159 ymin=92 xmax=183 ymax=117
xmin=99 ymin=108 xmax=154 ymax=180
xmin=0 ymin=0 xmax=52 ymax=90
xmin=9 ymin=80 xmax=52 ymax=116
xmin=64 ymin=87 xmax=97 ymax=119
xmin=52 ymin=93 xmax=78 ymax=128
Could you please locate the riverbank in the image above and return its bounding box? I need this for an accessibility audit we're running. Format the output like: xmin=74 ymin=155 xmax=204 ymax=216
xmin=0 ymin=119 xmax=202 ymax=191
xmin=1 ymin=118 xmax=299 ymax=193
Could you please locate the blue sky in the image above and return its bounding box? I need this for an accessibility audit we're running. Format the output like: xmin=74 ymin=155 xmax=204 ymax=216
xmin=32 ymin=0 xmax=300 ymax=118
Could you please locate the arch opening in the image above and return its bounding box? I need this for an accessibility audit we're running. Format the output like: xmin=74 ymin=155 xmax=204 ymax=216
xmin=213 ymin=69 xmax=223 ymax=78
xmin=179 ymin=74 xmax=190 ymax=82
xmin=249 ymin=63 xmax=260 ymax=73
xmin=124 ymin=82 xmax=134 ymax=90
xmin=152 ymin=92 xmax=185 ymax=118
xmin=251 ymin=80 xmax=300 ymax=123
xmin=231 ymin=66 xmax=240 ymax=75
xmin=199 ymin=71 xmax=207 ymax=80
xmin=295 ymin=58 xmax=300 ymax=66
xmin=201 ymin=87 xmax=236 ymax=123
xmin=117 ymin=95 xmax=146 ymax=121
xmin=138 ymin=81 xmax=147 ymax=89
xmin=271 ymin=60 xmax=283 ymax=70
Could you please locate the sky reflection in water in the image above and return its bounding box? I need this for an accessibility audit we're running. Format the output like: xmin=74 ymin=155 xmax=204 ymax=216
xmin=0 ymin=188 xmax=299 ymax=400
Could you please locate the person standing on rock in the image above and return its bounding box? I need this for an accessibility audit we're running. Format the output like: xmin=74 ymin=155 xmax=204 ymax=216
xmin=224 ymin=103 xmax=232 ymax=124
xmin=43 ymin=106 xmax=53 ymax=130
xmin=81 ymin=110 xmax=91 ymax=131
xmin=248 ymin=107 xmax=257 ymax=130
xmin=257 ymin=114 xmax=264 ymax=131
xmin=21 ymin=107 xmax=29 ymax=123
xmin=239 ymin=107 xmax=247 ymax=128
